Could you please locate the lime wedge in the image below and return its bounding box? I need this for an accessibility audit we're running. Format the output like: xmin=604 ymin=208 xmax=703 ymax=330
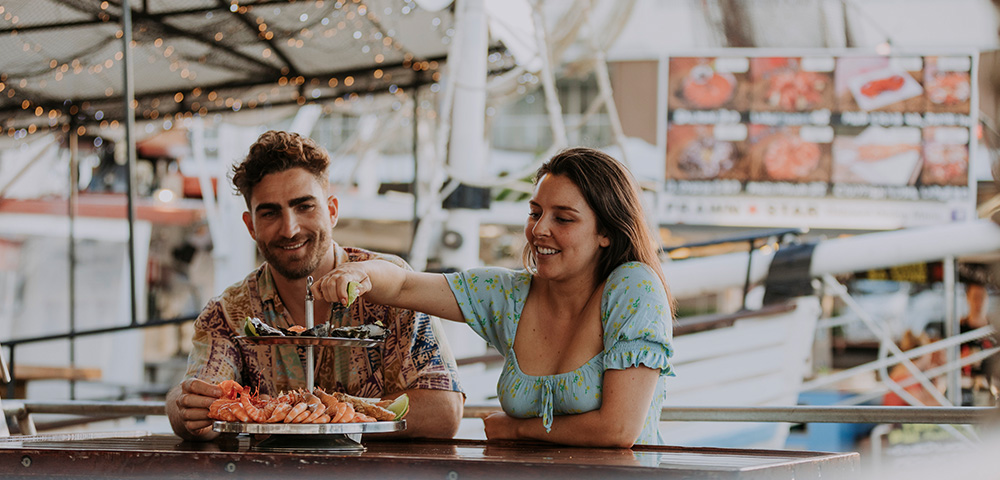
xmin=386 ymin=393 xmax=409 ymax=420
xmin=243 ymin=317 xmax=258 ymax=337
xmin=346 ymin=281 xmax=361 ymax=307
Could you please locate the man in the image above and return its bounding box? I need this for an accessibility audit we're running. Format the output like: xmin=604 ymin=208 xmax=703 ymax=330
xmin=166 ymin=130 xmax=464 ymax=441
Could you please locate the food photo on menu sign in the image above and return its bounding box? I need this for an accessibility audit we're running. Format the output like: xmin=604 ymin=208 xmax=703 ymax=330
xmin=923 ymin=56 xmax=972 ymax=113
xmin=666 ymin=124 xmax=747 ymax=182
xmin=746 ymin=124 xmax=832 ymax=185
xmin=749 ymin=57 xmax=835 ymax=112
xmin=668 ymin=57 xmax=750 ymax=112
xmin=835 ymin=56 xmax=926 ymax=112
xmin=831 ymin=125 xmax=923 ymax=187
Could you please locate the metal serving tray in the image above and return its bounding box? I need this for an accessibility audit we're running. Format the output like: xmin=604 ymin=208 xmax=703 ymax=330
xmin=213 ymin=420 xmax=405 ymax=452
xmin=235 ymin=335 xmax=383 ymax=348
xmin=213 ymin=420 xmax=405 ymax=435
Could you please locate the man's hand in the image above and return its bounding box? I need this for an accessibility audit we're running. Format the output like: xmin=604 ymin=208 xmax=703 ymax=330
xmin=166 ymin=378 xmax=223 ymax=441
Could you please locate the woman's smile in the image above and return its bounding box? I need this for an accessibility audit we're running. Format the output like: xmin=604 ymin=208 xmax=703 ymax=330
xmin=536 ymin=246 xmax=560 ymax=256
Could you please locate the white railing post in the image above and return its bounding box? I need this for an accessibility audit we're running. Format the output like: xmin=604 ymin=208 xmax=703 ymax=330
xmin=0 ymin=342 xmax=8 ymax=436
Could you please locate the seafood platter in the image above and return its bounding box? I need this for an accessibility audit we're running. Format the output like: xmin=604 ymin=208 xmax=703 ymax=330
xmin=210 ymin=379 xmax=408 ymax=452
xmin=211 ymin=278 xmax=407 ymax=452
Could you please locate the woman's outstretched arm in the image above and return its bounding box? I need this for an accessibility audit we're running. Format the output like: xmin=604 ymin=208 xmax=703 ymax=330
xmin=312 ymin=259 xmax=465 ymax=323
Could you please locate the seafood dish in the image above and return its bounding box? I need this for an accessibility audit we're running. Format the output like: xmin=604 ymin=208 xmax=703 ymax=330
xmin=762 ymin=69 xmax=829 ymax=111
xmin=921 ymin=143 xmax=968 ymax=185
xmin=925 ymin=71 xmax=970 ymax=106
xmin=831 ymin=126 xmax=922 ymax=185
xmin=207 ymin=380 xmax=403 ymax=425
xmin=845 ymin=67 xmax=923 ymax=112
xmin=860 ymin=75 xmax=905 ymax=97
xmin=680 ymin=64 xmax=737 ymax=110
xmin=244 ymin=316 xmax=387 ymax=341
xmin=762 ymin=135 xmax=821 ymax=181
xmin=677 ymin=136 xmax=739 ymax=179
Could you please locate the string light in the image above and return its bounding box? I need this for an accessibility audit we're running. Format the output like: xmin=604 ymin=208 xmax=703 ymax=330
xmin=2 ymin=1 xmax=449 ymax=136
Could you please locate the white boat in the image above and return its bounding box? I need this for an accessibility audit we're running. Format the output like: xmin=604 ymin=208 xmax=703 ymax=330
xmin=662 ymin=297 xmax=821 ymax=449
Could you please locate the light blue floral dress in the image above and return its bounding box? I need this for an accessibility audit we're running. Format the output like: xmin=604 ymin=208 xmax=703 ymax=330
xmin=445 ymin=261 xmax=674 ymax=445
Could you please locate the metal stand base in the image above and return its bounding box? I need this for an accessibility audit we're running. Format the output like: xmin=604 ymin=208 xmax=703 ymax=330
xmin=252 ymin=433 xmax=365 ymax=453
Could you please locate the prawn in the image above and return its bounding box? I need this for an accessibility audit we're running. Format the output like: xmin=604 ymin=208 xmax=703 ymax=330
xmin=216 ymin=404 xmax=239 ymax=423
xmin=240 ymin=392 xmax=269 ymax=423
xmin=331 ymin=402 xmax=355 ymax=423
xmin=352 ymin=413 xmax=375 ymax=423
xmin=227 ymin=402 xmax=250 ymax=423
xmin=265 ymin=403 xmax=292 ymax=423
xmin=314 ymin=414 xmax=331 ymax=424
xmin=313 ymin=388 xmax=340 ymax=412
xmin=217 ymin=380 xmax=244 ymax=400
xmin=284 ymin=401 xmax=310 ymax=423
xmin=301 ymin=403 xmax=328 ymax=423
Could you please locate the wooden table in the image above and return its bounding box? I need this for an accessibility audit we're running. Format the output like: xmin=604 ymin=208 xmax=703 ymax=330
xmin=0 ymin=431 xmax=859 ymax=479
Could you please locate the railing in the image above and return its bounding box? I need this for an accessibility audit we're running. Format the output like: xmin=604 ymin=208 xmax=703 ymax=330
xmin=1 ymin=315 xmax=197 ymax=399
xmin=4 ymin=399 xmax=994 ymax=437
xmin=661 ymin=227 xmax=807 ymax=310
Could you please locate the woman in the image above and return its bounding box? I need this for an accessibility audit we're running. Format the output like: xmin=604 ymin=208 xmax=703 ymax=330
xmin=314 ymin=148 xmax=674 ymax=447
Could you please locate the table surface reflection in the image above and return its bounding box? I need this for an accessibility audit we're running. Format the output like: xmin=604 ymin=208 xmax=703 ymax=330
xmin=0 ymin=431 xmax=859 ymax=479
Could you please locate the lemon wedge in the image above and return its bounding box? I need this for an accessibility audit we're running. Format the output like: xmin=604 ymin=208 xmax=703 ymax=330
xmin=346 ymin=281 xmax=361 ymax=307
xmin=386 ymin=393 xmax=409 ymax=420
xmin=243 ymin=317 xmax=258 ymax=337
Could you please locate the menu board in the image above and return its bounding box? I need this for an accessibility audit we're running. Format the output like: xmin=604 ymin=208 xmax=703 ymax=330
xmin=661 ymin=53 xmax=978 ymax=229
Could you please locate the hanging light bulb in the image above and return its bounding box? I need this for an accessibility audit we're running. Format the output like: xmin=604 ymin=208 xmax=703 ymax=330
xmin=876 ymin=40 xmax=892 ymax=56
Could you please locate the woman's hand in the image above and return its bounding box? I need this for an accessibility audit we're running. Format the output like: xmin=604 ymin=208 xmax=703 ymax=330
xmin=312 ymin=262 xmax=372 ymax=306
xmin=483 ymin=411 xmax=520 ymax=441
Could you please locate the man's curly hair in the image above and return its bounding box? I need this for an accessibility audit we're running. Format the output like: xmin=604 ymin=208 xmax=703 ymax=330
xmin=231 ymin=130 xmax=330 ymax=209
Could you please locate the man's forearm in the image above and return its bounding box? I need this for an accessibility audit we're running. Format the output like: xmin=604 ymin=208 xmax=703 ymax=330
xmin=369 ymin=389 xmax=464 ymax=439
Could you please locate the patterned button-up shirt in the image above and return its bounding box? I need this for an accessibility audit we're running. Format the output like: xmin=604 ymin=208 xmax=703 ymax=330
xmin=183 ymin=243 xmax=463 ymax=398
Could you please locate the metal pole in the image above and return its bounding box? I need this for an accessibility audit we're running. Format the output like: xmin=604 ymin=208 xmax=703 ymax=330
xmin=0 ymin=341 xmax=8 ymax=436
xmin=441 ymin=0 xmax=487 ymax=271
xmin=5 ymin=347 xmax=14 ymax=399
xmin=121 ymin=0 xmax=139 ymax=326
xmin=944 ymin=256 xmax=962 ymax=405
xmin=742 ymin=239 xmax=754 ymax=310
xmin=411 ymin=88 xmax=420 ymax=245
xmin=68 ymin=126 xmax=78 ymax=400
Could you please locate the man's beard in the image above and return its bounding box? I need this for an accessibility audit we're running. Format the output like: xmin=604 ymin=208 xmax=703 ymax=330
xmin=257 ymin=228 xmax=331 ymax=280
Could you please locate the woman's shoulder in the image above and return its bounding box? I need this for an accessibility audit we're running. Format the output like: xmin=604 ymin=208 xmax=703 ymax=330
xmin=603 ymin=262 xmax=667 ymax=302
xmin=605 ymin=261 xmax=660 ymax=283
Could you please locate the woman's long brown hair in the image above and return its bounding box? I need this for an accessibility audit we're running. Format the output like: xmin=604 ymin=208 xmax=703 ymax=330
xmin=522 ymin=147 xmax=675 ymax=316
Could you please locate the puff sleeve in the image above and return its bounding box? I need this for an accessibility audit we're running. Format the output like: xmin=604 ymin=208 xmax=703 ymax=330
xmin=601 ymin=262 xmax=675 ymax=376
